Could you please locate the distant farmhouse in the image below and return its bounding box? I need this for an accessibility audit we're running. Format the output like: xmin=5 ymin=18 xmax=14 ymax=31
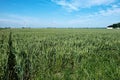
xmin=107 ymin=22 xmax=120 ymax=29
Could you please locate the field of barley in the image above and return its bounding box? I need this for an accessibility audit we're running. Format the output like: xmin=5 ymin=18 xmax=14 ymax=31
xmin=0 ymin=29 xmax=120 ymax=80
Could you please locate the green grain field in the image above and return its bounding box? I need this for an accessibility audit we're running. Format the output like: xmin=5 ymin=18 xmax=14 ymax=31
xmin=0 ymin=29 xmax=120 ymax=80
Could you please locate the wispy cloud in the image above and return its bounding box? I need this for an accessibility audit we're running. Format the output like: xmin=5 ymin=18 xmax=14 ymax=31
xmin=0 ymin=14 xmax=44 ymax=27
xmin=52 ymin=0 xmax=79 ymax=11
xmin=88 ymin=4 xmax=120 ymax=17
xmin=67 ymin=4 xmax=120 ymax=27
xmin=52 ymin=0 xmax=117 ymax=11
xmin=0 ymin=14 xmax=66 ymax=28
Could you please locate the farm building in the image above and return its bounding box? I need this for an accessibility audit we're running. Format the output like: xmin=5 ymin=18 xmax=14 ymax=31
xmin=107 ymin=27 xmax=113 ymax=29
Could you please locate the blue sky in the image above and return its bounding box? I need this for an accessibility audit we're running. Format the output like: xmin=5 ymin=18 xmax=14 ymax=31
xmin=0 ymin=0 xmax=120 ymax=28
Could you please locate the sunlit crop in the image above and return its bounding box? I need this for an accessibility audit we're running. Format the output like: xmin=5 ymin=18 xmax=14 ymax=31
xmin=0 ymin=29 xmax=120 ymax=80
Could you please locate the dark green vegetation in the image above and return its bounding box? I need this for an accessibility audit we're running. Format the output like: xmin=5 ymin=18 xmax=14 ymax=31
xmin=0 ymin=29 xmax=120 ymax=80
xmin=107 ymin=22 xmax=120 ymax=28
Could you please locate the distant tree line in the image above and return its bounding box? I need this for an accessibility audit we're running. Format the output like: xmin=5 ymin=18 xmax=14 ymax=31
xmin=0 ymin=27 xmax=11 ymax=30
xmin=107 ymin=22 xmax=120 ymax=28
xmin=1 ymin=27 xmax=11 ymax=28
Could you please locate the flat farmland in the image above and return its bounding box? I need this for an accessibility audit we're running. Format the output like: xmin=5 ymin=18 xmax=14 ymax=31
xmin=0 ymin=29 xmax=120 ymax=80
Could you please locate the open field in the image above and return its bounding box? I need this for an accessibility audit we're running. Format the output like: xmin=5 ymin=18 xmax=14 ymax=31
xmin=0 ymin=29 xmax=120 ymax=80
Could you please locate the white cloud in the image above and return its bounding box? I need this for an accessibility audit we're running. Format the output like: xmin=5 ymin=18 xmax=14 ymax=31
xmin=92 ymin=5 xmax=120 ymax=16
xmin=89 ymin=0 xmax=115 ymax=5
xmin=51 ymin=0 xmax=79 ymax=11
xmin=0 ymin=14 xmax=45 ymax=27
xmin=0 ymin=14 xmax=67 ymax=28
xmin=52 ymin=0 xmax=117 ymax=11
xmin=66 ymin=5 xmax=120 ymax=27
xmin=99 ymin=8 xmax=120 ymax=16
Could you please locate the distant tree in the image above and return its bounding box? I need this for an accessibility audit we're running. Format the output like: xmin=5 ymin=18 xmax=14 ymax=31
xmin=108 ymin=25 xmax=112 ymax=28
xmin=107 ymin=22 xmax=120 ymax=28
xmin=22 ymin=27 xmax=25 ymax=29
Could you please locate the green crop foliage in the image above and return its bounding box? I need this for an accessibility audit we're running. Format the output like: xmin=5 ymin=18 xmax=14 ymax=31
xmin=0 ymin=28 xmax=120 ymax=80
